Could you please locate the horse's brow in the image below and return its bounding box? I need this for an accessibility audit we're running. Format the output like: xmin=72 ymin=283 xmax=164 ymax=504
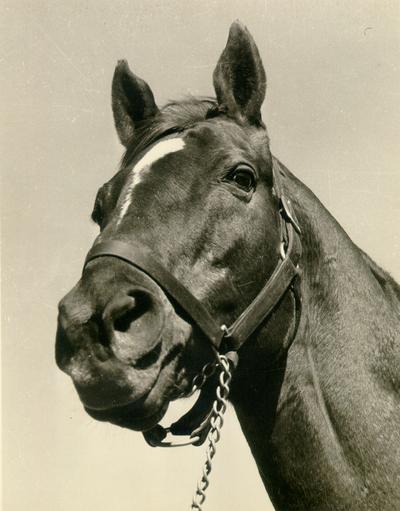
xmin=116 ymin=137 xmax=186 ymax=225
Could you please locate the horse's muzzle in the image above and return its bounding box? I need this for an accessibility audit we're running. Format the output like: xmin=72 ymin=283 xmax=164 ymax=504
xmin=56 ymin=284 xmax=165 ymax=365
xmin=55 ymin=259 xmax=180 ymax=411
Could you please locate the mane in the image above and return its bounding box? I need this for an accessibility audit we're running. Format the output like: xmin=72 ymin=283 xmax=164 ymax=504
xmin=121 ymin=97 xmax=218 ymax=168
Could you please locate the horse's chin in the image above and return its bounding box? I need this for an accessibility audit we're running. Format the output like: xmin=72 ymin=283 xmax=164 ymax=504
xmin=82 ymin=361 xmax=193 ymax=432
xmin=85 ymin=397 xmax=170 ymax=431
xmin=75 ymin=329 xmax=211 ymax=432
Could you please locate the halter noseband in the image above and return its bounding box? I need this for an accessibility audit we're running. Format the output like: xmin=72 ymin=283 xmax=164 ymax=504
xmin=83 ymin=158 xmax=302 ymax=446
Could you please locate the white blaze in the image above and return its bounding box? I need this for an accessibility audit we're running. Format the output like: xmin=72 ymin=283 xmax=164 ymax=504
xmin=117 ymin=137 xmax=185 ymax=224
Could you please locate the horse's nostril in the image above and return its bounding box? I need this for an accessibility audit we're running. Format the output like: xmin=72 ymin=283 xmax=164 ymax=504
xmin=113 ymin=292 xmax=151 ymax=333
xmin=102 ymin=289 xmax=165 ymax=365
xmin=113 ymin=296 xmax=137 ymax=332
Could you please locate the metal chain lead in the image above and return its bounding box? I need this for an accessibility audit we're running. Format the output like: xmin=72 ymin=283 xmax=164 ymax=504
xmin=189 ymin=361 xmax=217 ymax=395
xmin=189 ymin=354 xmax=233 ymax=511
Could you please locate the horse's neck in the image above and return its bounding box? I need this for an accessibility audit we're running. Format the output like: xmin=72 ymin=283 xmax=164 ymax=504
xmin=232 ymin=165 xmax=400 ymax=511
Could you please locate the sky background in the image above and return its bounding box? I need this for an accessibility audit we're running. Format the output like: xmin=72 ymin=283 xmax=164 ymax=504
xmin=2 ymin=1 xmax=399 ymax=510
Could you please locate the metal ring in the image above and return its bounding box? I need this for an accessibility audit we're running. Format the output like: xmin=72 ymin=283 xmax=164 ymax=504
xmin=220 ymin=324 xmax=229 ymax=335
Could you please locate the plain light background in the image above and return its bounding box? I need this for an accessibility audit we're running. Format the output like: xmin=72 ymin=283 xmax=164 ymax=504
xmin=2 ymin=1 xmax=399 ymax=510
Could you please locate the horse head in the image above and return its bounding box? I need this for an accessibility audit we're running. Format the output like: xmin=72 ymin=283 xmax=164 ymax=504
xmin=56 ymin=22 xmax=296 ymax=434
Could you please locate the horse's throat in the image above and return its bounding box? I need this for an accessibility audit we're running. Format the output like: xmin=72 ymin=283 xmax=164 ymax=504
xmin=232 ymin=338 xmax=357 ymax=511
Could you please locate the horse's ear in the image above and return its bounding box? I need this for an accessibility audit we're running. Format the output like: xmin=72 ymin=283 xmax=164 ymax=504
xmin=213 ymin=21 xmax=266 ymax=125
xmin=112 ymin=60 xmax=159 ymax=147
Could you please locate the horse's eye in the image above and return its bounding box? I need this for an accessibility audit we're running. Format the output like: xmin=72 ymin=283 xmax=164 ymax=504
xmin=225 ymin=166 xmax=256 ymax=192
xmin=91 ymin=200 xmax=105 ymax=228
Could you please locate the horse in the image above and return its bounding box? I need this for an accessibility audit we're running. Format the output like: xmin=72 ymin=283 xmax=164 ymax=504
xmin=56 ymin=21 xmax=400 ymax=511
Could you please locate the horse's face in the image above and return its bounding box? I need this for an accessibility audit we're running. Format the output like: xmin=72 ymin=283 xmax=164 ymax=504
xmin=56 ymin=22 xmax=277 ymax=431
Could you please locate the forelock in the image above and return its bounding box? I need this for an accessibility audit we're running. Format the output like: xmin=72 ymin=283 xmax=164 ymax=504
xmin=121 ymin=97 xmax=218 ymax=168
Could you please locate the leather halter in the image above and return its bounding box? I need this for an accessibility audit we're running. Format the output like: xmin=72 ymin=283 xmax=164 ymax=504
xmin=84 ymin=160 xmax=302 ymax=354
xmin=83 ymin=155 xmax=302 ymax=447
